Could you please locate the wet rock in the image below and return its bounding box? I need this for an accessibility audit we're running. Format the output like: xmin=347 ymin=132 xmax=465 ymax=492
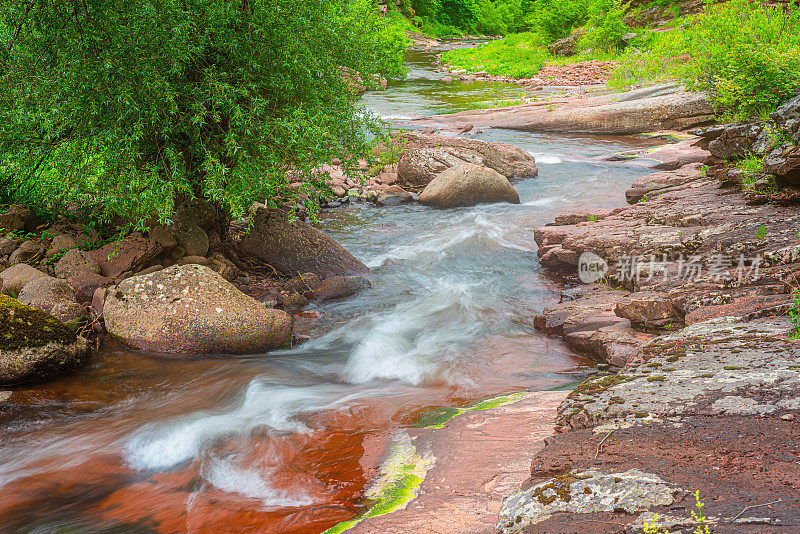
xmin=414 ymin=84 xmax=714 ymax=135
xmin=497 ymin=469 xmax=682 ymax=533
xmin=281 ymin=291 xmax=309 ymax=309
xmin=313 ymin=275 xmax=371 ymax=302
xmin=376 ymin=185 xmax=414 ymax=206
xmin=67 ymin=273 xmax=113 ymax=305
xmin=553 ymin=208 xmax=618 ymax=226
xmin=237 ymin=206 xmax=370 ymax=279
xmin=103 ymin=264 xmax=293 ymax=354
xmin=9 ymin=240 xmax=43 ymax=265
xmin=17 ymin=277 xmax=79 ymax=315
xmin=0 ymin=264 xmax=49 ymax=296
xmin=91 ymin=235 xmax=162 ymax=278
xmin=0 ymin=205 xmax=40 ymax=233
xmin=419 ymin=163 xmax=520 ymax=208
xmin=54 ymin=248 xmax=101 ymax=279
xmin=397 ymin=132 xmax=538 ymax=188
xmin=0 ymin=295 xmax=89 ymax=385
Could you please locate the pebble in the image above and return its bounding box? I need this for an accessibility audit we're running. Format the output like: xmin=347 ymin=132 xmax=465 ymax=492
xmin=781 ymin=413 xmax=795 ymax=421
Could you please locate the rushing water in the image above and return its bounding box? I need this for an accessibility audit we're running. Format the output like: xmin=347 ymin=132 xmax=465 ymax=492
xmin=0 ymin=48 xmax=660 ymax=533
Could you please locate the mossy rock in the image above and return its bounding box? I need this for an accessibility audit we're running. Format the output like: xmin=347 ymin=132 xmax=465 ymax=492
xmin=0 ymin=294 xmax=89 ymax=386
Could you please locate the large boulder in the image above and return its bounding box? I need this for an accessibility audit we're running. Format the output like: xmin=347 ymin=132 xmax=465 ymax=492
xmin=54 ymin=248 xmax=101 ymax=279
xmin=419 ymin=163 xmax=521 ymax=208
xmin=0 ymin=264 xmax=49 ymax=296
xmin=0 ymin=295 xmax=89 ymax=385
xmin=237 ymin=207 xmax=370 ymax=278
xmin=90 ymin=234 xmax=162 ymax=278
xmin=103 ymin=264 xmax=293 ymax=354
xmin=17 ymin=277 xmax=79 ymax=315
xmin=706 ymin=122 xmax=764 ymax=160
xmin=397 ymin=132 xmax=538 ymax=189
xmin=0 ymin=205 xmax=39 ymax=233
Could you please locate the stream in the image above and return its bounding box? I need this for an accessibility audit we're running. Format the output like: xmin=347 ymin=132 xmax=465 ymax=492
xmin=0 ymin=48 xmax=661 ymax=533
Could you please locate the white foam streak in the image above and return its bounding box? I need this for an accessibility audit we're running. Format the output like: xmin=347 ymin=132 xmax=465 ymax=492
xmin=125 ymin=382 xmax=353 ymax=471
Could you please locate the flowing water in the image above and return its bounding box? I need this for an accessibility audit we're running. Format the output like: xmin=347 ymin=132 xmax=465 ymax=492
xmin=0 ymin=48 xmax=661 ymax=533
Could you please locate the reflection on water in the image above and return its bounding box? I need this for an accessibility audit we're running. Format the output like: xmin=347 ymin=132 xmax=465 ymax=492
xmin=0 ymin=47 xmax=658 ymax=533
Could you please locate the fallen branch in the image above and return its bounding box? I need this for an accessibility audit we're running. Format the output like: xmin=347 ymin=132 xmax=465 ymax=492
xmin=594 ymin=430 xmax=614 ymax=460
xmin=731 ymin=499 xmax=783 ymax=522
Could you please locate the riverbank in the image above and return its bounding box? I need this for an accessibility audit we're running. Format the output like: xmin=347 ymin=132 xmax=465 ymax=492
xmin=494 ymin=111 xmax=800 ymax=531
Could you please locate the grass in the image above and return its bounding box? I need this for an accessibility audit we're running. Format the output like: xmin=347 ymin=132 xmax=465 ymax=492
xmin=439 ymin=0 xmax=800 ymax=122
xmin=790 ymin=288 xmax=800 ymax=340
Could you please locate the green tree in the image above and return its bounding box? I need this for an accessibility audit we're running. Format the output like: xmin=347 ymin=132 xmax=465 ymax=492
xmin=0 ymin=0 xmax=405 ymax=228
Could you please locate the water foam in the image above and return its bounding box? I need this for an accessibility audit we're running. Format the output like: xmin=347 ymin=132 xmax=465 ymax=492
xmin=204 ymin=456 xmax=313 ymax=507
xmin=124 ymin=381 xmax=359 ymax=471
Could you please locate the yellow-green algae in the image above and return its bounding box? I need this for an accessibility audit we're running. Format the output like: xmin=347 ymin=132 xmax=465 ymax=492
xmin=412 ymin=391 xmax=526 ymax=429
xmin=322 ymin=432 xmax=433 ymax=534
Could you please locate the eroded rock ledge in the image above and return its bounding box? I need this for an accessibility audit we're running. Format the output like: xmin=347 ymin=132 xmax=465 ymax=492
xmin=503 ymin=131 xmax=800 ymax=532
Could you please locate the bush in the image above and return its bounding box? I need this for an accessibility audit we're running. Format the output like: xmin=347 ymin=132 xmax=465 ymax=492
xmin=581 ymin=0 xmax=629 ymax=51
xmin=0 ymin=0 xmax=406 ymax=229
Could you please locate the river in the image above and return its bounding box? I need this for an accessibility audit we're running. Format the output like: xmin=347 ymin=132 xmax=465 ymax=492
xmin=0 ymin=47 xmax=660 ymax=533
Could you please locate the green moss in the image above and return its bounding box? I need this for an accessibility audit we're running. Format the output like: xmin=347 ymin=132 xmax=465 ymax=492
xmin=635 ymin=412 xmax=649 ymax=418
xmin=0 ymin=295 xmax=76 ymax=351
xmin=412 ymin=392 xmax=526 ymax=429
xmin=570 ymin=375 xmax=633 ymax=398
xmin=322 ymin=435 xmax=432 ymax=534
xmin=647 ymin=376 xmax=665 ymax=382
xmin=723 ymin=365 xmax=743 ymax=371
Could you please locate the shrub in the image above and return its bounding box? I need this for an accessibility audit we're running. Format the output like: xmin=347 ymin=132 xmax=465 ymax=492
xmin=0 ymin=0 xmax=406 ymax=229
xmin=440 ymin=32 xmax=550 ymax=77
xmin=581 ymin=0 xmax=629 ymax=51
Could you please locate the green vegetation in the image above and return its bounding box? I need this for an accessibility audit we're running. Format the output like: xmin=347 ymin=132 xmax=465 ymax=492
xmin=440 ymin=0 xmax=800 ymax=120
xmin=411 ymin=391 xmax=525 ymax=428
xmin=0 ymin=0 xmax=405 ymax=231
xmin=789 ymin=288 xmax=800 ymax=340
xmin=643 ymin=491 xmax=710 ymax=534
xmin=321 ymin=435 xmax=432 ymax=533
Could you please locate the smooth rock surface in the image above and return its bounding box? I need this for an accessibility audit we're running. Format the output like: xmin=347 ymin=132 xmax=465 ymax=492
xmin=419 ymin=163 xmax=520 ymax=208
xmin=0 ymin=264 xmax=49 ymax=296
xmin=237 ymin=207 xmax=370 ymax=279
